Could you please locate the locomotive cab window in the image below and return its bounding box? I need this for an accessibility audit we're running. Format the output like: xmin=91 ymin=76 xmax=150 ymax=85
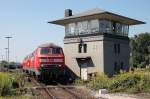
xmin=40 ymin=48 xmax=51 ymax=54
xmin=52 ymin=48 xmax=62 ymax=54
xmin=40 ymin=48 xmax=62 ymax=54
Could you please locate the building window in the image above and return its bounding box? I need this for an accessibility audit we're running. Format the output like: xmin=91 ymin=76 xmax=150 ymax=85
xmin=117 ymin=44 xmax=120 ymax=54
xmin=99 ymin=20 xmax=112 ymax=33
xmin=114 ymin=62 xmax=120 ymax=73
xmin=65 ymin=25 xmax=69 ymax=36
xmin=69 ymin=23 xmax=76 ymax=35
xmin=109 ymin=22 xmax=129 ymax=36
xmin=116 ymin=23 xmax=122 ymax=35
xmin=65 ymin=23 xmax=76 ymax=36
xmin=90 ymin=20 xmax=99 ymax=33
xmin=114 ymin=44 xmax=117 ymax=53
xmin=112 ymin=22 xmax=116 ymax=32
xmin=114 ymin=43 xmax=120 ymax=54
xmin=78 ymin=43 xmax=87 ymax=53
xmin=114 ymin=62 xmax=117 ymax=73
xmin=83 ymin=44 xmax=87 ymax=53
xmin=78 ymin=44 xmax=82 ymax=53
xmin=77 ymin=21 xmax=88 ymax=35
xmin=65 ymin=20 xmax=129 ymax=37
xmin=121 ymin=62 xmax=124 ymax=70
xmin=123 ymin=25 xmax=129 ymax=36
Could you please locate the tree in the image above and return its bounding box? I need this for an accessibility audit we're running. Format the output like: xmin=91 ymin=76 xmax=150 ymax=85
xmin=130 ymin=32 xmax=150 ymax=68
xmin=0 ymin=61 xmax=8 ymax=67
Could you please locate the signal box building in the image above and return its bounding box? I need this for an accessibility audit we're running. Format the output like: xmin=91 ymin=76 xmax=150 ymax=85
xmin=49 ymin=8 xmax=145 ymax=79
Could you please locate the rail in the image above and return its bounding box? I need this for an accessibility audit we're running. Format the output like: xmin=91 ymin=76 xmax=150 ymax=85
xmin=27 ymin=75 xmax=57 ymax=99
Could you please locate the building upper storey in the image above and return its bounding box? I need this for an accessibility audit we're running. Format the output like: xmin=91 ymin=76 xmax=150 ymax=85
xmin=65 ymin=19 xmax=129 ymax=37
xmin=49 ymin=8 xmax=145 ymax=38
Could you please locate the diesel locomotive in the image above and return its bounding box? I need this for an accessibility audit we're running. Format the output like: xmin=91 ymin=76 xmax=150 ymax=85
xmin=22 ymin=43 xmax=65 ymax=81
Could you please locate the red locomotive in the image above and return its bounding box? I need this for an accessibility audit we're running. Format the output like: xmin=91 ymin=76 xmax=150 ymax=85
xmin=22 ymin=43 xmax=65 ymax=81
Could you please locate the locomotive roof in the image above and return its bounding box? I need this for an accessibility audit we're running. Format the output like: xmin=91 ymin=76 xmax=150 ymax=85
xmin=38 ymin=43 xmax=61 ymax=48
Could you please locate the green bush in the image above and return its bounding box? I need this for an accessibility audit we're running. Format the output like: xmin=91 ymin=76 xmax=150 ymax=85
xmin=109 ymin=72 xmax=141 ymax=92
xmin=11 ymin=71 xmax=25 ymax=88
xmin=88 ymin=74 xmax=111 ymax=90
xmin=0 ymin=71 xmax=26 ymax=96
xmin=84 ymin=70 xmax=150 ymax=93
xmin=73 ymin=78 xmax=86 ymax=86
xmin=138 ymin=72 xmax=150 ymax=92
xmin=0 ymin=72 xmax=12 ymax=96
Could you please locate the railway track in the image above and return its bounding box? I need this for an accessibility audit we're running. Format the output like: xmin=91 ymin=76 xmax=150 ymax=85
xmin=27 ymin=75 xmax=56 ymax=99
xmin=36 ymin=84 xmax=57 ymax=99
xmin=35 ymin=81 xmax=80 ymax=99
xmin=27 ymin=76 xmax=95 ymax=99
xmin=52 ymin=81 xmax=84 ymax=99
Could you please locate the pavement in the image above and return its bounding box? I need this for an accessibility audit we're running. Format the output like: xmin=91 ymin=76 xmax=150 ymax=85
xmin=93 ymin=89 xmax=150 ymax=99
xmin=96 ymin=94 xmax=138 ymax=99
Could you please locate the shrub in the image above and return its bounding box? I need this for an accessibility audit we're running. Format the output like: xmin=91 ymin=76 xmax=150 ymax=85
xmin=0 ymin=71 xmax=26 ymax=96
xmin=73 ymin=78 xmax=86 ymax=86
xmin=83 ymin=70 xmax=150 ymax=93
xmin=88 ymin=74 xmax=111 ymax=90
xmin=109 ymin=72 xmax=141 ymax=92
xmin=138 ymin=72 xmax=150 ymax=92
xmin=11 ymin=71 xmax=25 ymax=88
xmin=0 ymin=72 xmax=12 ymax=96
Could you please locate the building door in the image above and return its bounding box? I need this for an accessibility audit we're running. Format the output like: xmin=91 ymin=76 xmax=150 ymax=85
xmin=76 ymin=57 xmax=94 ymax=80
xmin=76 ymin=58 xmax=90 ymax=80
xmin=81 ymin=67 xmax=88 ymax=80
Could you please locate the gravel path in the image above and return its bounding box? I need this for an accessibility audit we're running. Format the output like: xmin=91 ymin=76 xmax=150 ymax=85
xmin=95 ymin=93 xmax=150 ymax=99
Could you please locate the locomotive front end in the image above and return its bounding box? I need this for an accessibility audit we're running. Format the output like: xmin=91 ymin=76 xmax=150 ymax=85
xmin=38 ymin=46 xmax=65 ymax=80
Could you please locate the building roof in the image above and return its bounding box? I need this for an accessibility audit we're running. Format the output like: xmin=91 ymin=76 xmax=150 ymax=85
xmin=48 ymin=8 xmax=145 ymax=26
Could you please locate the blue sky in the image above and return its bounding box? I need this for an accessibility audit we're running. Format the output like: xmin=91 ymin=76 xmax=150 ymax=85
xmin=0 ymin=0 xmax=149 ymax=62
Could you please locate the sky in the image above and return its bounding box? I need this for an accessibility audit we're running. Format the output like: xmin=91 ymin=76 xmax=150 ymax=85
xmin=0 ymin=0 xmax=149 ymax=62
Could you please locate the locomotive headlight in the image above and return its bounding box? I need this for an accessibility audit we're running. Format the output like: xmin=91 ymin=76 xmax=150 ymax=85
xmin=41 ymin=64 xmax=44 ymax=67
xmin=58 ymin=65 xmax=62 ymax=67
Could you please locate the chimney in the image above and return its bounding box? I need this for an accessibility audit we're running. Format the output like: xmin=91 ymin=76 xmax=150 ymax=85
xmin=65 ymin=9 xmax=72 ymax=17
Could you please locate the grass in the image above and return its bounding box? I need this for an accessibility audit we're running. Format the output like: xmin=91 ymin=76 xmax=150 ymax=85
xmin=0 ymin=94 xmax=33 ymax=99
xmin=74 ymin=69 xmax=150 ymax=93
xmin=0 ymin=72 xmax=12 ymax=96
xmin=11 ymin=71 xmax=25 ymax=88
xmin=0 ymin=71 xmax=33 ymax=98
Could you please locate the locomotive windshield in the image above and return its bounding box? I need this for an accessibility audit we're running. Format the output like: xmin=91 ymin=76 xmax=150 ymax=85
xmin=40 ymin=48 xmax=50 ymax=54
xmin=40 ymin=47 xmax=62 ymax=54
xmin=52 ymin=48 xmax=62 ymax=54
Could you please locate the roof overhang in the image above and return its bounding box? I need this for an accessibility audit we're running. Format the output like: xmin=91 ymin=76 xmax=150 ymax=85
xmin=48 ymin=12 xmax=145 ymax=26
